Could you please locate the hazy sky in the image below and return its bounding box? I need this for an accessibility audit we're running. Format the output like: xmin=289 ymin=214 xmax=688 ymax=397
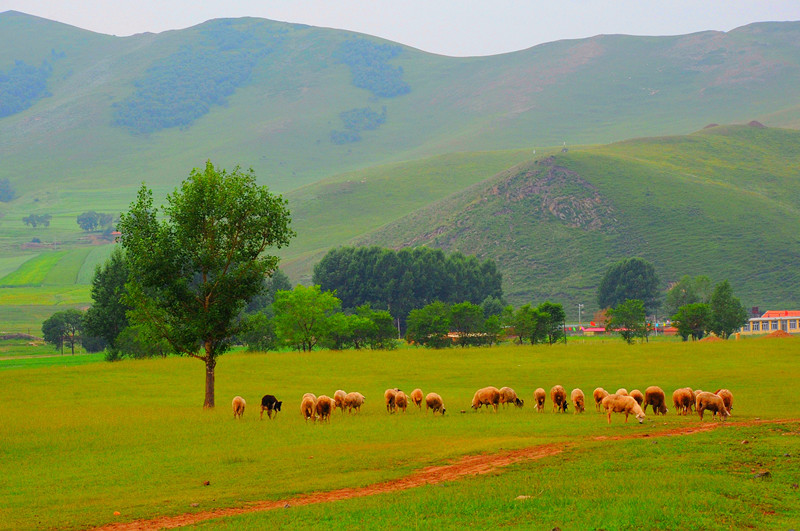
xmin=2 ymin=0 xmax=800 ymax=56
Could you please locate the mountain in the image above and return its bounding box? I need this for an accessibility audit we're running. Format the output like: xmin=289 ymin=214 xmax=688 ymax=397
xmin=2 ymin=11 xmax=800 ymax=205
xmin=2 ymin=13 xmax=800 ymax=328
xmin=348 ymin=124 xmax=800 ymax=317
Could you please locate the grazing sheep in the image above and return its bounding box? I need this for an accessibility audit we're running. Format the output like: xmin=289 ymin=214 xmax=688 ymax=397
xmin=471 ymin=386 xmax=501 ymax=412
xmin=410 ymin=388 xmax=424 ymax=409
xmin=629 ymin=389 xmax=644 ymax=406
xmin=260 ymin=394 xmax=282 ymax=420
xmin=395 ymin=390 xmax=409 ymax=413
xmin=672 ymin=387 xmax=695 ymax=415
xmin=534 ymin=388 xmax=546 ymax=412
xmin=333 ymin=390 xmax=347 ymax=413
xmin=344 ymin=392 xmax=365 ymax=413
xmin=672 ymin=388 xmax=695 ymax=415
xmin=593 ymin=388 xmax=609 ymax=412
xmin=602 ymin=394 xmax=646 ymax=424
xmin=643 ymin=386 xmax=668 ymax=415
xmin=300 ymin=395 xmax=316 ymax=422
xmin=232 ymin=396 xmax=246 ymax=419
xmin=715 ymin=389 xmax=734 ymax=414
xmin=571 ymin=388 xmax=585 ymax=414
xmin=550 ymin=385 xmax=568 ymax=413
xmin=499 ymin=386 xmax=524 ymax=408
xmin=425 ymin=392 xmax=446 ymax=415
xmin=384 ymin=388 xmax=400 ymax=413
xmin=315 ymin=395 xmax=335 ymax=423
xmin=696 ymin=391 xmax=730 ymax=421
xmin=615 ymin=388 xmax=629 ymax=396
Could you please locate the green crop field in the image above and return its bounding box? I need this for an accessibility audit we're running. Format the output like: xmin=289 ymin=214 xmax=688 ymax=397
xmin=1 ymin=338 xmax=798 ymax=530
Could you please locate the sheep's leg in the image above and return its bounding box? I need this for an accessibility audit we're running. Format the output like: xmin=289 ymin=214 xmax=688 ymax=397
xmin=606 ymin=410 xmax=612 ymax=424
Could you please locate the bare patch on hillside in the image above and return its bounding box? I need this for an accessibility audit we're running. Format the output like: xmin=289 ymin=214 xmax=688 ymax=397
xmin=486 ymin=157 xmax=615 ymax=231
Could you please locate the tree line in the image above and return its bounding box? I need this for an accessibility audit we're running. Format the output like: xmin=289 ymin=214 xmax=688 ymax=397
xmin=596 ymin=258 xmax=748 ymax=343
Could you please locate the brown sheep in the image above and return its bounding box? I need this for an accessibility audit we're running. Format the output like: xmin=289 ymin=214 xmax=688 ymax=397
xmin=471 ymin=386 xmax=501 ymax=412
xmin=232 ymin=396 xmax=246 ymax=419
xmin=395 ymin=390 xmax=409 ymax=413
xmin=333 ymin=390 xmax=347 ymax=413
xmin=550 ymin=385 xmax=568 ymax=413
xmin=499 ymin=386 xmax=524 ymax=408
xmin=534 ymin=388 xmax=546 ymax=412
xmin=384 ymin=388 xmax=400 ymax=413
xmin=696 ymin=391 xmax=730 ymax=421
xmin=643 ymin=386 xmax=668 ymax=415
xmin=615 ymin=388 xmax=629 ymax=396
xmin=425 ymin=392 xmax=446 ymax=415
xmin=602 ymin=394 xmax=646 ymax=424
xmin=672 ymin=388 xmax=694 ymax=415
xmin=715 ymin=389 xmax=734 ymax=414
xmin=315 ymin=395 xmax=335 ymax=423
xmin=593 ymin=388 xmax=609 ymax=412
xmin=300 ymin=395 xmax=316 ymax=422
xmin=571 ymin=388 xmax=585 ymax=414
xmin=629 ymin=389 xmax=644 ymax=406
xmin=344 ymin=392 xmax=365 ymax=413
xmin=410 ymin=388 xmax=424 ymax=409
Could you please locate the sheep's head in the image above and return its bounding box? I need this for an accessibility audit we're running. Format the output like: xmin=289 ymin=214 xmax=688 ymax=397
xmin=636 ymin=412 xmax=646 ymax=423
xmin=515 ymin=398 xmax=524 ymax=408
xmin=276 ymin=401 xmax=283 ymax=411
xmin=441 ymin=408 xmax=446 ymax=415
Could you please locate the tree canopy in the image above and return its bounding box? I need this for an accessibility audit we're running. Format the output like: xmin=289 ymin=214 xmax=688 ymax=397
xmin=42 ymin=309 xmax=83 ymax=354
xmin=708 ymin=280 xmax=748 ymax=339
xmin=117 ymin=161 xmax=293 ymax=408
xmin=313 ymin=246 xmax=503 ymax=330
xmin=597 ymin=257 xmax=660 ymax=314
xmin=664 ymin=274 xmax=712 ymax=316
xmin=605 ymin=299 xmax=648 ymax=344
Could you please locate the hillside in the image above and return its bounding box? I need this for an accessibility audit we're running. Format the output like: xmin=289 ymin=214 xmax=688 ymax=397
xmin=2 ymin=11 xmax=800 ymax=206
xmin=353 ymin=125 xmax=800 ymax=318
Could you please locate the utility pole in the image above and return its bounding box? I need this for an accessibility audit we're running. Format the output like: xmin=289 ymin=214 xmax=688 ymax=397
xmin=577 ymin=303 xmax=584 ymax=327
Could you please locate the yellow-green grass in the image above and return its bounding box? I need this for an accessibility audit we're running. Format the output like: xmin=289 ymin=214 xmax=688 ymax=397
xmin=1 ymin=339 xmax=798 ymax=530
xmin=190 ymin=423 xmax=800 ymax=530
xmin=0 ymin=251 xmax=67 ymax=286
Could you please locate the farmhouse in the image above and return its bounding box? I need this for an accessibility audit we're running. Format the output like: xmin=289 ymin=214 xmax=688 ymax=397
xmin=739 ymin=310 xmax=800 ymax=336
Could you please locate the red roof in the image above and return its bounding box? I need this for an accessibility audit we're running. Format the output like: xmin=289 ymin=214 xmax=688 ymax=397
xmin=760 ymin=310 xmax=800 ymax=318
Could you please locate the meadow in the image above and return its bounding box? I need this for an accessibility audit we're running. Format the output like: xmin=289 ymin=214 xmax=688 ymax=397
xmin=1 ymin=338 xmax=798 ymax=530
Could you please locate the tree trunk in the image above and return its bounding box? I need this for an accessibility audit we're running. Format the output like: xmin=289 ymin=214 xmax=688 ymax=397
xmin=204 ymin=355 xmax=216 ymax=409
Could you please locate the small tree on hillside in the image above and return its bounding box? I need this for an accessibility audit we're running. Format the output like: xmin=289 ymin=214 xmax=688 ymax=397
xmin=77 ymin=211 xmax=100 ymax=231
xmin=606 ymin=299 xmax=648 ymax=344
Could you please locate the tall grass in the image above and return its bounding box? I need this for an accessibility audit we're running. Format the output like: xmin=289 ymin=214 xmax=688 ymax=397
xmin=0 ymin=339 xmax=797 ymax=530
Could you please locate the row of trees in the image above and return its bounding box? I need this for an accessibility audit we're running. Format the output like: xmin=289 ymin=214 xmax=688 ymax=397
xmin=313 ymin=246 xmax=504 ymax=332
xmin=601 ymin=279 xmax=748 ymax=344
xmin=23 ymin=213 xmax=52 ymax=227
xmin=77 ymin=211 xmax=115 ymax=232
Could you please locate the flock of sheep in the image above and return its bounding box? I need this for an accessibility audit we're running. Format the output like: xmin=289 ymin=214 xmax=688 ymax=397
xmin=231 ymin=385 xmax=733 ymax=424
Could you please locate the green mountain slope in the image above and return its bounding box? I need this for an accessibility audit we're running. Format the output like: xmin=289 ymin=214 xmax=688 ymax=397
xmin=353 ymin=125 xmax=800 ymax=318
xmin=2 ymin=11 xmax=800 ymax=206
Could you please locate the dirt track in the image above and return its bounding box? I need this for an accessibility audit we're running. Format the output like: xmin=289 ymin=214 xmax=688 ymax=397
xmin=91 ymin=419 xmax=797 ymax=531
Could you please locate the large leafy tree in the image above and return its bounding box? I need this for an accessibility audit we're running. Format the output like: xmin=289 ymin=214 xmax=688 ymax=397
xmin=605 ymin=299 xmax=648 ymax=344
xmin=449 ymin=301 xmax=485 ymax=347
xmin=83 ymin=247 xmax=131 ymax=352
xmin=708 ymin=280 xmax=748 ymax=339
xmin=671 ymin=302 xmax=710 ymax=341
xmin=538 ymin=301 xmax=566 ymax=345
xmin=273 ymin=285 xmax=341 ymax=352
xmin=406 ymin=301 xmax=451 ymax=348
xmin=117 ymin=161 xmax=293 ymax=408
xmin=597 ymin=257 xmax=660 ymax=314
xmin=664 ymin=274 xmax=712 ymax=316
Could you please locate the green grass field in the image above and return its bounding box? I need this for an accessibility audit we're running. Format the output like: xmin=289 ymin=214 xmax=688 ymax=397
xmin=1 ymin=338 xmax=798 ymax=530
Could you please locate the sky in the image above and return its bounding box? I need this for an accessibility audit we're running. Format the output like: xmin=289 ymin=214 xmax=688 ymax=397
xmin=2 ymin=0 xmax=800 ymax=57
